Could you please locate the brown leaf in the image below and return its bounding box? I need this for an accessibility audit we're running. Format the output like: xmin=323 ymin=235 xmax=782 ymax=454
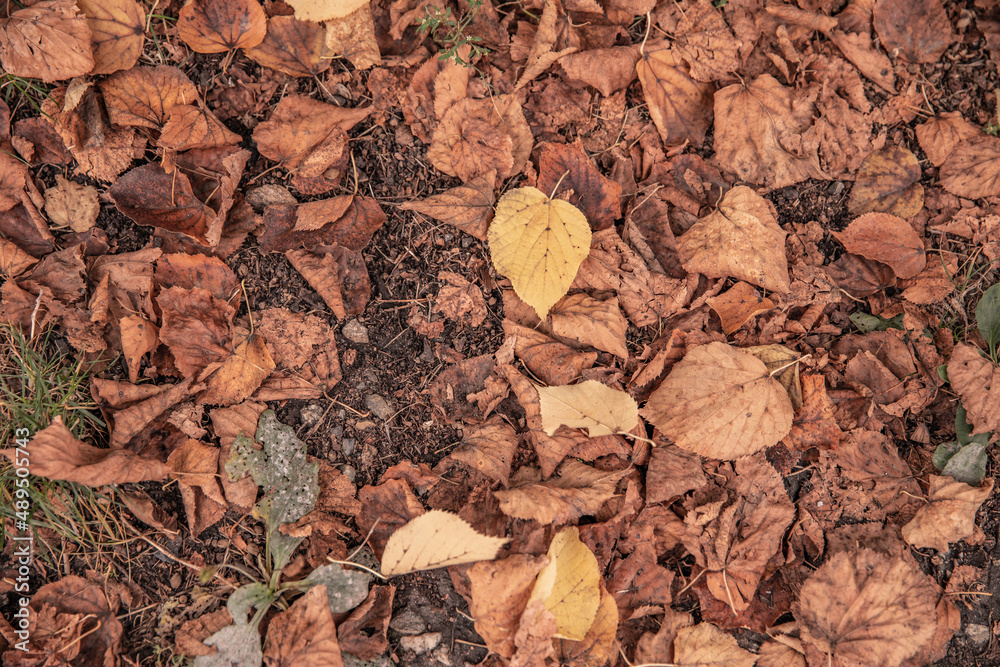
xmin=513 ymin=0 xmax=578 ymax=90
xmin=0 ymin=0 xmax=94 ymax=83
xmin=537 ymin=141 xmax=622 ymax=230
xmin=825 ymin=252 xmax=896 ymax=298
xmin=713 ymin=74 xmax=826 ymax=188
xmin=560 ymin=46 xmax=639 ymax=96
xmin=109 ymin=164 xmax=218 ymax=245
xmin=155 ymin=252 xmax=239 ymax=303
xmin=646 ymin=444 xmax=707 ymax=504
xmin=505 ymin=320 xmax=598 ymax=386
xmin=157 ymin=286 xmax=235 ymax=379
xmin=940 ymin=135 xmax=1000 ymax=199
xmin=12 ymin=117 xmax=73 ymax=166
xmin=468 ymin=555 xmax=549 ymax=658
xmin=829 ymin=29 xmax=896 ymax=94
xmin=263 ymin=585 xmax=343 ymax=666
xmin=494 ymin=459 xmax=626 ymax=525
xmin=434 ymin=270 xmax=488 ymax=327
xmin=159 ymin=104 xmax=241 ymax=151
xmin=259 ymin=196 xmax=385 ymax=253
xmin=399 ymin=171 xmax=496 ymax=240
xmin=901 ymin=476 xmax=993 ymax=553
xmin=338 ymin=585 xmax=395 ymax=659
xmin=100 ymin=66 xmax=200 ymax=129
xmin=323 ymin=4 xmax=381 ymax=70
xmin=448 ymin=416 xmax=518 ymax=486
xmin=177 ymin=0 xmax=266 ymax=53
xmin=119 ymin=315 xmax=159 ymax=383
xmin=672 ymin=623 xmax=757 ymax=667
xmin=199 ymin=331 xmax=276 ymax=405
xmin=1 ymin=417 xmax=169 ymax=486
xmin=947 ymin=343 xmax=1000 ymax=434
xmin=255 ymin=307 xmax=342 ymax=397
xmin=847 ymin=144 xmax=924 ymax=218
xmin=554 ymin=586 xmax=619 ymax=667
xmin=44 ymin=175 xmax=99 ymax=232
xmin=670 ymin=0 xmax=740 ymax=81
xmin=356 ymin=478 xmax=425 ymax=558
xmin=834 ymin=213 xmax=926 ymax=279
xmin=677 ymin=185 xmax=790 ymax=293
xmin=77 ymin=0 xmax=145 ymax=75
xmin=635 ymin=45 xmax=714 ymax=146
xmin=168 ymin=438 xmax=227 ymax=534
xmin=706 ymin=281 xmax=775 ymax=334
xmin=547 ymin=293 xmax=628 ymax=359
xmin=915 ymin=112 xmax=981 ymax=167
xmin=210 ymin=401 xmax=266 ymax=509
xmin=286 ymin=247 xmax=370 ymax=319
xmin=428 ymin=95 xmax=531 ymax=182
xmin=873 ymin=0 xmax=954 ymax=63
xmin=794 ymin=550 xmax=938 ymax=667
xmin=0 ymin=238 xmax=38 ymax=277
xmin=244 ymin=15 xmax=335 ymax=77
xmin=175 ymin=609 xmax=233 ymax=657
xmin=783 ymin=373 xmax=843 ymax=450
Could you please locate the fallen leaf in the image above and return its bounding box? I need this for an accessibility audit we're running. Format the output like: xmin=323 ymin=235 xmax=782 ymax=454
xmin=44 ymin=175 xmax=99 ymax=232
xmin=636 ymin=45 xmax=714 ymax=146
xmin=382 ymin=510 xmax=508 ymax=575
xmin=200 ymin=331 xmax=276 ymax=405
xmin=677 ymin=185 xmax=790 ymax=293
xmin=547 ymin=293 xmax=628 ymax=359
xmin=168 ymin=438 xmax=227 ymax=535
xmin=669 ymin=0 xmax=740 ymax=81
xmin=259 ymin=196 xmax=386 ymax=253
xmin=506 ymin=319 xmax=598 ymax=386
xmin=159 ymin=105 xmax=241 ymax=151
xmin=794 ymin=550 xmax=938 ymax=667
xmin=287 ymin=0 xmax=369 ymax=21
xmin=940 ymin=135 xmax=1000 ymax=199
xmin=829 ymin=29 xmax=896 ymax=94
xmin=826 ymin=252 xmax=897 ymax=298
xmin=337 ymin=585 xmax=395 ymax=659
xmin=12 ymin=117 xmax=73 ymax=166
xmin=672 ymin=623 xmax=756 ymax=667
xmin=1 ymin=417 xmax=169 ymax=486
xmin=847 ymin=144 xmax=924 ymax=218
xmin=428 ymin=95 xmax=531 ymax=182
xmin=285 ymin=247 xmax=370 ymax=320
xmin=915 ymin=112 xmax=981 ymax=167
xmin=537 ymin=380 xmax=639 ymax=437
xmin=0 ymin=238 xmax=38 ymax=277
xmin=537 ymin=141 xmax=622 ymax=230
xmin=355 ymin=478 xmax=425 ymax=558
xmin=528 ymin=527 xmax=601 ymax=640
xmin=210 ymin=401 xmax=267 ymax=509
xmin=0 ymin=0 xmax=95 ymax=83
xmin=873 ymin=0 xmax=954 ymax=63
xmin=494 ymin=459 xmax=626 ymax=525
xmin=560 ymin=46 xmax=639 ymax=96
xmin=554 ymin=587 xmax=619 ymax=667
xmin=194 ymin=623 xmax=263 ymax=666
xmin=100 ymin=66 xmax=200 ymax=129
xmin=399 ymin=171 xmax=496 ymax=240
xmin=433 ymin=271 xmax=487 ymax=327
xmin=713 ymin=74 xmax=826 ymax=188
xmin=157 ymin=286 xmax=235 ymax=379
xmin=947 ymin=343 xmax=1000 ymax=433
xmin=606 ymin=542 xmax=673 ymax=619
xmin=262 ymin=585 xmax=342 ymax=666
xmin=177 ymin=0 xmax=267 ymax=54
xmin=706 ymin=281 xmax=775 ymax=334
xmin=834 ymin=213 xmax=926 ymax=279
xmin=901 ymin=475 xmax=993 ymax=552
xmin=642 ymin=342 xmax=794 ymax=460
xmin=77 ymin=0 xmax=145 ymax=74
xmin=745 ymin=344 xmax=803 ymax=410
xmin=488 ymin=186 xmax=592 ymax=319
xmin=646 ymin=443 xmax=707 ymax=504
xmin=119 ymin=315 xmax=159 ymax=383
xmin=109 ymin=164 xmax=218 ymax=245
xmin=513 ymin=0 xmax=578 ymax=90
xmin=323 ymin=3 xmax=381 ymax=70
xmin=244 ymin=15 xmax=335 ymax=77
xmin=449 ymin=416 xmax=518 ymax=486
xmin=468 ymin=555 xmax=549 ymax=658
xmin=255 ymin=307 xmax=342 ymax=398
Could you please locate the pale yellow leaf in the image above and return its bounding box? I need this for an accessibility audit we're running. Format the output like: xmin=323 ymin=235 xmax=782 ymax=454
xmin=488 ymin=187 xmax=592 ymax=319
xmin=528 ymin=526 xmax=601 ymax=641
xmin=286 ymin=0 xmax=369 ymax=21
xmin=673 ymin=623 xmax=757 ymax=667
xmin=537 ymin=380 xmax=638 ymax=437
xmin=642 ymin=342 xmax=793 ymax=459
xmin=381 ymin=510 xmax=508 ymax=576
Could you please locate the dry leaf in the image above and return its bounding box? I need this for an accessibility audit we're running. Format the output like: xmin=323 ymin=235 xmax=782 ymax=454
xmin=263 ymin=585 xmax=342 ymax=666
xmin=561 ymin=46 xmax=639 ymax=97
xmin=399 ymin=171 xmax=496 ymax=240
xmin=527 ymin=527 xmax=601 ymax=641
xmin=449 ymin=416 xmax=518 ymax=486
xmin=554 ymin=587 xmax=619 ymax=667
xmin=537 ymin=381 xmax=638 ymax=437
xmin=109 ymin=164 xmax=218 ymax=245
xmin=834 ymin=213 xmax=926 ymax=279
xmin=939 ymin=135 xmax=1000 ymax=199
xmin=1 ymin=417 xmax=169 ymax=486
xmin=494 ymin=459 xmax=626 ymax=524
xmin=489 ymin=187 xmax=591 ymax=319
xmin=706 ymin=281 xmax=774 ymax=334
xmin=677 ymin=186 xmax=790 ymax=293
xmin=44 ymin=175 xmax=99 ymax=232
xmin=547 ymin=293 xmax=628 ymax=359
xmin=713 ymin=74 xmax=826 ymax=188
xmin=77 ymin=0 xmax=145 ymax=74
xmin=643 ymin=342 xmax=794 ymax=460
xmin=285 ymin=247 xmax=370 ymax=320
xmin=646 ymin=444 xmax=707 ymax=504
xmin=157 ymin=286 xmax=235 ymax=379
xmin=0 ymin=238 xmax=38 ymax=277
xmin=506 ymin=319 xmax=598 ymax=386
xmin=177 ymin=0 xmax=266 ymax=54
xmin=119 ymin=315 xmax=159 ymax=383
xmin=947 ymin=343 xmax=1000 ymax=434
xmin=873 ymin=0 xmax=954 ymax=63
xmin=829 ymin=29 xmax=896 ymax=94
xmin=381 ymin=510 xmax=508 ymax=575
xmin=915 ymin=112 xmax=981 ymax=167
xmin=323 ymin=4 xmax=381 ymax=70
xmin=901 ymin=476 xmax=994 ymax=552
xmin=244 ymin=15 xmax=335 ymax=77
xmin=100 ymin=66 xmax=199 ymax=129
xmin=794 ymin=550 xmax=938 ymax=667
xmin=159 ymin=104 xmax=241 ymax=151
xmin=287 ymin=0 xmax=369 ymax=21
xmin=199 ymin=331 xmax=276 ymax=405
xmin=636 ymin=45 xmax=714 ymax=146
xmin=433 ymin=271 xmax=487 ymax=327
xmin=0 ymin=0 xmax=95 ymax=83
xmin=847 ymin=144 xmax=924 ymax=219
xmin=672 ymin=623 xmax=756 ymax=667
xmin=468 ymin=555 xmax=549 ymax=658
xmin=537 ymin=141 xmax=622 ymax=230
xmin=428 ymin=95 xmax=531 ymax=183
xmin=338 ymin=585 xmax=395 ymax=659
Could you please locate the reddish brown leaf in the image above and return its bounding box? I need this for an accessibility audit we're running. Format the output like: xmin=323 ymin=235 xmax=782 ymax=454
xmin=263 ymin=585 xmax=343 ymax=666
xmin=157 ymin=286 xmax=235 ymax=379
xmin=915 ymin=112 xmax=981 ymax=167
xmin=635 ymin=45 xmax=714 ymax=146
xmin=560 ymin=46 xmax=640 ymax=96
xmin=537 ymin=141 xmax=622 ymax=230
xmin=285 ymin=247 xmax=370 ymax=319
xmin=338 ymin=586 xmax=395 ymax=660
xmin=873 ymin=0 xmax=955 ymax=64
xmin=834 ymin=213 xmax=926 ymax=279
xmin=0 ymin=0 xmax=94 ymax=83
xmin=159 ymin=105 xmax=241 ymax=151
xmin=940 ymin=135 xmax=1000 ymax=199
xmin=428 ymin=95 xmax=531 ymax=182
xmin=245 ymin=15 xmax=335 ymax=77
xmin=100 ymin=66 xmax=200 ymax=129
xmin=258 ymin=196 xmax=386 ymax=253
xmin=77 ymin=0 xmax=145 ymax=74
xmin=109 ymin=164 xmax=218 ymax=245
xmin=177 ymin=0 xmax=267 ymax=53
xmin=494 ymin=459 xmax=626 ymax=525
xmin=399 ymin=170 xmax=496 ymax=240
xmin=825 ymin=253 xmax=896 ymax=298
xmin=847 ymin=144 xmax=924 ymax=219
xmin=706 ymin=281 xmax=775 ymax=334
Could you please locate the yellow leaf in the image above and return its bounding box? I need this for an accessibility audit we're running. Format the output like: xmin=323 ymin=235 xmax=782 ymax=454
xmin=527 ymin=526 xmax=601 ymax=640
xmin=381 ymin=510 xmax=508 ymax=576
xmin=744 ymin=343 xmax=803 ymax=410
xmin=673 ymin=623 xmax=757 ymax=667
xmin=555 ymin=587 xmax=619 ymax=666
xmin=488 ymin=187 xmax=592 ymax=319
xmin=642 ymin=342 xmax=793 ymax=460
xmin=200 ymin=332 xmax=276 ymax=406
xmin=286 ymin=0 xmax=369 ymax=21
xmin=537 ymin=381 xmax=638 ymax=437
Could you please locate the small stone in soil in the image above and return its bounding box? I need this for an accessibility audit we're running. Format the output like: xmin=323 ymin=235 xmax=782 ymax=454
xmin=365 ymin=394 xmax=393 ymax=420
xmin=342 ymin=437 xmax=355 ymax=456
xmin=389 ymin=608 xmax=427 ymax=636
xmin=343 ymin=319 xmax=370 ymax=344
xmin=966 ymin=624 xmax=990 ymax=645
xmin=339 ymin=464 xmax=356 ymax=483
xmin=399 ymin=632 xmax=442 ymax=654
xmin=301 ymin=403 xmax=325 ymax=426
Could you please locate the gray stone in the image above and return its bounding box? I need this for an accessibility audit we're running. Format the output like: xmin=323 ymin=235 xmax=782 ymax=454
xmin=399 ymin=632 xmax=441 ymax=654
xmin=365 ymin=394 xmax=393 ymax=420
xmin=301 ymin=403 xmax=325 ymax=426
xmin=389 ymin=608 xmax=427 ymax=636
xmin=967 ymin=623 xmax=990 ymax=645
xmin=343 ymin=319 xmax=370 ymax=344
xmin=339 ymin=464 xmax=356 ymax=483
xmin=245 ymin=184 xmax=296 ymax=211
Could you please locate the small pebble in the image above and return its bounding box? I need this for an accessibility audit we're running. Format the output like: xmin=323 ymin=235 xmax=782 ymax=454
xmin=365 ymin=394 xmax=393 ymax=420
xmin=301 ymin=403 xmax=325 ymax=426
xmin=343 ymin=319 xmax=370 ymax=344
xmin=339 ymin=464 xmax=356 ymax=483
xmin=828 ymin=181 xmax=845 ymax=196
xmin=967 ymin=624 xmax=990 ymax=645
xmin=245 ymin=184 xmax=296 ymax=211
xmin=342 ymin=437 xmax=356 ymax=457
xmin=400 ymin=632 xmax=442 ymax=654
xmin=170 ymin=572 xmax=182 ymax=589
xmin=389 ymin=608 xmax=427 ymax=635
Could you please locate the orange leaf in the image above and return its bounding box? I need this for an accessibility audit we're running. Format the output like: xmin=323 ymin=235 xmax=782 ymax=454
xmin=0 ymin=0 xmax=94 ymax=83
xmin=177 ymin=0 xmax=266 ymax=54
xmin=77 ymin=0 xmax=145 ymax=74
xmin=834 ymin=213 xmax=926 ymax=279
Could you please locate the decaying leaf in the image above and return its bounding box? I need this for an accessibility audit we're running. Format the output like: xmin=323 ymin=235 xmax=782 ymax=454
xmin=537 ymin=380 xmax=638 ymax=437
xmin=847 ymin=144 xmax=924 ymax=219
xmin=940 ymin=135 xmax=1000 ymax=199
xmin=399 ymin=171 xmax=496 ymax=240
xmin=381 ymin=510 xmax=508 ymax=575
xmin=244 ymin=15 xmax=335 ymax=77
xmin=636 ymin=45 xmax=714 ymax=146
xmin=494 ymin=459 xmax=627 ymax=524
xmin=901 ymin=475 xmax=994 ymax=553
xmin=77 ymin=0 xmax=145 ymax=74
xmin=468 ymin=555 xmax=549 ymax=658
xmin=547 ymin=293 xmax=628 ymax=359
xmin=706 ymin=281 xmax=774 ymax=334
xmin=672 ymin=623 xmax=757 ymax=667
xmin=527 ymin=527 xmax=601 ymax=641
xmin=873 ymin=0 xmax=955 ymax=64
xmin=177 ymin=0 xmax=267 ymax=54
xmin=287 ymin=0 xmax=369 ymax=21
xmin=262 ymin=585 xmax=342 ymax=666
xmin=834 ymin=213 xmax=926 ymax=279
xmin=643 ymin=342 xmax=794 ymax=460
xmin=488 ymin=187 xmax=592 ymax=319
xmin=0 ymin=0 xmax=95 ymax=83
xmin=44 ymin=175 xmax=99 ymax=232
xmin=794 ymin=550 xmax=939 ymax=667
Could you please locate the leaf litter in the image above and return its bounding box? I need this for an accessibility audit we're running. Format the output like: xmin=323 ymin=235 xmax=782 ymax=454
xmin=2 ymin=0 xmax=1000 ymax=665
